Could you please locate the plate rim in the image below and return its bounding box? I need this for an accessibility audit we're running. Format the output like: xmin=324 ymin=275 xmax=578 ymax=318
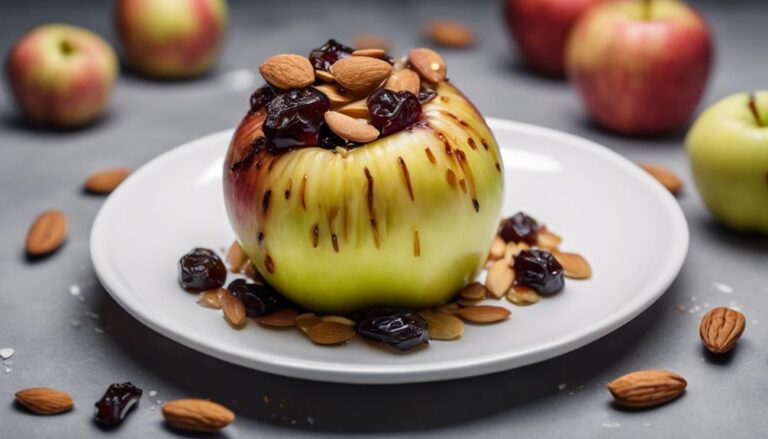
xmin=90 ymin=117 xmax=689 ymax=384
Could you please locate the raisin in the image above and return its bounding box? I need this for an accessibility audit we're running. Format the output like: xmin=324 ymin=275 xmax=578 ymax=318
xmin=178 ymin=248 xmax=227 ymax=292
xmin=513 ymin=249 xmax=565 ymax=295
xmin=94 ymin=382 xmax=142 ymax=429
xmin=367 ymin=88 xmax=422 ymax=136
xmin=499 ymin=212 xmax=539 ymax=244
xmin=263 ymin=87 xmax=330 ymax=150
xmin=357 ymin=307 xmax=429 ymax=351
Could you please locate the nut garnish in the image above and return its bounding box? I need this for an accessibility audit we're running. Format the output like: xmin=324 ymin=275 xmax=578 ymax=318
xmin=437 ymin=303 xmax=460 ymax=315
xmin=699 ymin=307 xmax=745 ymax=354
xmin=26 ymin=209 xmax=68 ymax=256
xmin=308 ymin=322 xmax=356 ymax=345
xmin=384 ymin=69 xmax=420 ymax=95
xmin=314 ymin=69 xmax=335 ymax=83
xmin=315 ymin=84 xmax=356 ymax=107
xmin=536 ymin=231 xmax=561 ymax=250
xmin=505 ymin=285 xmax=540 ymax=306
xmin=162 ymin=399 xmax=235 ymax=432
xmin=408 ymin=48 xmax=447 ymax=83
xmin=330 ymin=56 xmax=392 ymax=92
xmin=607 ymin=370 xmax=687 ymax=408
xmin=458 ymin=305 xmax=511 ymax=324
xmin=321 ymin=315 xmax=356 ymax=326
xmin=295 ymin=313 xmax=322 ymax=334
xmin=639 ymin=163 xmax=683 ymax=194
xmin=259 ymin=54 xmax=314 ymax=89
xmin=351 ymin=34 xmax=391 ymax=52
xmin=337 ymin=99 xmax=370 ymax=119
xmin=324 ymin=111 xmax=380 ymax=143
xmin=486 ymin=260 xmax=514 ymax=299
xmin=257 ymin=309 xmax=298 ymax=327
xmin=503 ymin=242 xmax=519 ymax=264
xmin=84 ymin=168 xmax=131 ymax=194
xmin=488 ymin=236 xmax=506 ymax=261
xmin=15 ymin=387 xmax=73 ymax=415
xmin=197 ymin=289 xmax=223 ymax=309
xmin=459 ymin=282 xmax=488 ymax=300
xmin=217 ymin=289 xmax=246 ymax=327
xmin=456 ymin=298 xmax=482 ymax=307
xmin=352 ymin=48 xmax=387 ymax=59
xmin=226 ymin=240 xmax=248 ymax=273
xmin=425 ymin=20 xmax=475 ymax=48
xmin=553 ymin=251 xmax=592 ymax=279
xmin=419 ymin=310 xmax=464 ymax=340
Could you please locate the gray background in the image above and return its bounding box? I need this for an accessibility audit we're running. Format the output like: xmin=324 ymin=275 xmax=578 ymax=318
xmin=1 ymin=0 xmax=767 ymax=437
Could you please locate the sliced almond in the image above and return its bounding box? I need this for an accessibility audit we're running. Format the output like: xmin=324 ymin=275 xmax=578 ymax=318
xmin=419 ymin=310 xmax=464 ymax=340
xmin=459 ymin=282 xmax=488 ymax=300
xmin=503 ymin=242 xmax=519 ymax=264
xmin=315 ymin=69 xmax=336 ymax=83
xmin=217 ymin=288 xmax=246 ymax=327
xmin=458 ymin=305 xmax=510 ymax=324
xmin=384 ymin=69 xmax=420 ymax=95
xmin=553 ymin=251 xmax=592 ymax=279
xmin=162 ymin=399 xmax=235 ymax=432
xmin=536 ymin=231 xmax=561 ymax=250
xmin=257 ymin=309 xmax=298 ymax=327
xmin=506 ymin=285 xmax=540 ymax=306
xmin=84 ymin=167 xmax=131 ymax=194
xmin=337 ymin=99 xmax=370 ymax=119
xmin=639 ymin=163 xmax=683 ymax=194
xmin=315 ymin=84 xmax=356 ymax=107
xmin=425 ymin=20 xmax=475 ymax=48
xmin=26 ymin=210 xmax=68 ymax=256
xmin=308 ymin=322 xmax=356 ymax=345
xmin=456 ymin=298 xmax=482 ymax=307
xmin=488 ymin=236 xmax=506 ymax=261
xmin=259 ymin=54 xmax=314 ymax=89
xmin=351 ymin=34 xmax=391 ymax=52
xmin=197 ymin=289 xmax=223 ymax=309
xmin=295 ymin=313 xmax=322 ymax=334
xmin=437 ymin=302 xmax=460 ymax=316
xmin=15 ymin=387 xmax=73 ymax=415
xmin=352 ymin=48 xmax=387 ymax=59
xmin=408 ymin=48 xmax=446 ymax=83
xmin=324 ymin=111 xmax=380 ymax=143
xmin=486 ymin=259 xmax=514 ymax=299
xmin=226 ymin=241 xmax=248 ymax=273
xmin=330 ymin=56 xmax=392 ymax=92
xmin=321 ymin=315 xmax=356 ymax=326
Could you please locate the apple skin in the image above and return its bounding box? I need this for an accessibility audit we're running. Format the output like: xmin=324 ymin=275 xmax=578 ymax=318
xmin=504 ymin=0 xmax=607 ymax=77
xmin=5 ymin=24 xmax=118 ymax=128
xmin=566 ymin=0 xmax=713 ymax=136
xmin=115 ymin=0 xmax=228 ymax=79
xmin=686 ymin=92 xmax=768 ymax=234
xmin=223 ymin=83 xmax=504 ymax=313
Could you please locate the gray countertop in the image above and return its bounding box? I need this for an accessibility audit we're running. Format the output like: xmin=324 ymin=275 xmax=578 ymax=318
xmin=2 ymin=0 xmax=767 ymax=437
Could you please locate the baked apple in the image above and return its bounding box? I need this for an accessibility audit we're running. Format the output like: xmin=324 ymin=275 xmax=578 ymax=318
xmin=223 ymin=41 xmax=504 ymax=312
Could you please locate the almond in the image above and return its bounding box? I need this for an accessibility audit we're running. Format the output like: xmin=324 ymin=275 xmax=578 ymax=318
xmin=384 ymin=69 xmax=420 ymax=95
xmin=419 ymin=310 xmax=464 ymax=340
xmin=324 ymin=111 xmax=380 ymax=143
xmin=330 ymin=56 xmax=392 ymax=92
xmin=295 ymin=313 xmax=322 ymax=334
xmin=352 ymin=48 xmax=387 ymax=59
xmin=321 ymin=315 xmax=356 ymax=326
xmin=456 ymin=298 xmax=482 ymax=307
xmin=640 ymin=163 xmax=683 ymax=194
xmin=259 ymin=54 xmax=314 ymax=89
xmin=337 ymin=99 xmax=370 ymax=119
xmin=437 ymin=302 xmax=460 ymax=316
xmin=315 ymin=84 xmax=356 ymax=107
xmin=486 ymin=259 xmax=514 ymax=299
xmin=257 ymin=309 xmax=298 ymax=327
xmin=536 ymin=231 xmax=561 ymax=250
xmin=84 ymin=168 xmax=131 ymax=194
xmin=409 ymin=48 xmax=447 ymax=83
xmin=503 ymin=242 xmax=519 ymax=264
xmin=351 ymin=34 xmax=391 ymax=52
xmin=607 ymin=370 xmax=687 ymax=408
xmin=425 ymin=20 xmax=475 ymax=48
xmin=459 ymin=282 xmax=488 ymax=300
xmin=699 ymin=307 xmax=745 ymax=354
xmin=26 ymin=210 xmax=68 ymax=256
xmin=315 ymin=69 xmax=336 ymax=83
xmin=308 ymin=322 xmax=356 ymax=345
xmin=226 ymin=240 xmax=248 ymax=273
xmin=197 ymin=289 xmax=223 ymax=309
xmin=15 ymin=387 xmax=73 ymax=415
xmin=162 ymin=399 xmax=235 ymax=432
xmin=505 ymin=284 xmax=540 ymax=306
xmin=553 ymin=251 xmax=592 ymax=279
xmin=488 ymin=235 xmax=506 ymax=261
xmin=458 ymin=305 xmax=510 ymax=324
xmin=217 ymin=289 xmax=246 ymax=327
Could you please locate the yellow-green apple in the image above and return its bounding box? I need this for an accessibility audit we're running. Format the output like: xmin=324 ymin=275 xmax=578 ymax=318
xmin=566 ymin=0 xmax=713 ymax=135
xmin=115 ymin=0 xmax=228 ymax=79
xmin=5 ymin=24 xmax=118 ymax=128
xmin=686 ymin=92 xmax=768 ymax=234
xmin=504 ymin=0 xmax=608 ymax=77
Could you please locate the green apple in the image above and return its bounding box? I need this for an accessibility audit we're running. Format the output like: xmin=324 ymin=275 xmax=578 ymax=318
xmin=686 ymin=92 xmax=768 ymax=233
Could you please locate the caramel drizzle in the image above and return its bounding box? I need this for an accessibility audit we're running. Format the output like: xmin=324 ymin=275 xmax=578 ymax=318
xmin=438 ymin=132 xmax=452 ymax=155
xmin=300 ymin=174 xmax=308 ymax=210
xmin=455 ymin=149 xmax=480 ymax=212
xmin=261 ymin=190 xmax=272 ymax=215
xmin=364 ymin=167 xmax=381 ymax=249
xmin=284 ymin=178 xmax=292 ymax=199
xmin=332 ymin=234 xmax=339 ymax=252
xmin=446 ymin=169 xmax=458 ymax=188
xmin=481 ymin=139 xmax=489 ymax=150
xmin=413 ymin=229 xmax=421 ymax=257
xmin=459 ymin=178 xmax=467 ymax=193
xmin=312 ymin=224 xmax=319 ymax=248
xmin=398 ymin=157 xmax=415 ymax=201
xmin=424 ymin=148 xmax=436 ymax=164
xmin=495 ymin=162 xmax=502 ymax=173
xmin=467 ymin=137 xmax=477 ymax=150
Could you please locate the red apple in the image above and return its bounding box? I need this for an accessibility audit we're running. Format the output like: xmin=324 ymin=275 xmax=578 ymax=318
xmin=504 ymin=0 xmax=608 ymax=77
xmin=566 ymin=0 xmax=713 ymax=136
xmin=115 ymin=0 xmax=228 ymax=79
xmin=6 ymin=24 xmax=118 ymax=128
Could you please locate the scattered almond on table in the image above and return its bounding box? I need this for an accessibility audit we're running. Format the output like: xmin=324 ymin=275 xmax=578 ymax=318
xmin=25 ymin=209 xmax=68 ymax=256
xmin=607 ymin=370 xmax=687 ymax=408
xmin=425 ymin=20 xmax=475 ymax=48
xmin=15 ymin=387 xmax=73 ymax=415
xmin=351 ymin=34 xmax=391 ymax=52
xmin=699 ymin=307 xmax=745 ymax=354
xmin=84 ymin=167 xmax=131 ymax=194
xmin=639 ymin=163 xmax=683 ymax=194
xmin=162 ymin=399 xmax=235 ymax=432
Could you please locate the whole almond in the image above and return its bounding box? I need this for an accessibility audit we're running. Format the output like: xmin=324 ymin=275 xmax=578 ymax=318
xmin=352 ymin=48 xmax=387 ymax=59
xmin=226 ymin=240 xmax=248 ymax=273
xmin=409 ymin=48 xmax=446 ymax=83
xmin=315 ymin=84 xmax=356 ymax=107
xmin=337 ymin=99 xmax=370 ymax=119
xmin=553 ymin=251 xmax=592 ymax=279
xmin=640 ymin=163 xmax=683 ymax=194
xmin=384 ymin=69 xmax=420 ymax=95
xmin=505 ymin=285 xmax=540 ymax=306
xmin=26 ymin=210 xmax=68 ymax=256
xmin=217 ymin=289 xmax=246 ymax=327
xmin=308 ymin=322 xmax=356 ymax=345
xmin=257 ymin=309 xmax=298 ymax=327
xmin=607 ymin=370 xmax=687 ymax=408
xmin=699 ymin=307 xmax=745 ymax=354
xmin=259 ymin=54 xmax=314 ymax=89
xmin=295 ymin=313 xmax=322 ymax=334
xmin=419 ymin=310 xmax=464 ymax=340
xmin=458 ymin=305 xmax=510 ymax=324
xmin=437 ymin=302 xmax=460 ymax=316
xmin=486 ymin=260 xmax=514 ymax=299
xmin=15 ymin=387 xmax=73 ymax=415
xmin=459 ymin=282 xmax=488 ymax=300
xmin=351 ymin=34 xmax=391 ymax=52
xmin=330 ymin=56 xmax=392 ymax=92
xmin=425 ymin=20 xmax=475 ymax=48
xmin=324 ymin=111 xmax=380 ymax=143
xmin=84 ymin=168 xmax=131 ymax=194
xmin=488 ymin=235 xmax=506 ymax=261
xmin=197 ymin=289 xmax=223 ymax=309
xmin=162 ymin=399 xmax=235 ymax=432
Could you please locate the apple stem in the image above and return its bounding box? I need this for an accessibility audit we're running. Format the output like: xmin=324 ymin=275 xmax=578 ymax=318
xmin=749 ymin=93 xmax=765 ymax=127
xmin=643 ymin=0 xmax=653 ymax=20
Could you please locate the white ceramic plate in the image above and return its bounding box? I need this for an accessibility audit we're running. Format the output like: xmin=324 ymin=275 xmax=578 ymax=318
xmin=91 ymin=118 xmax=688 ymax=384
